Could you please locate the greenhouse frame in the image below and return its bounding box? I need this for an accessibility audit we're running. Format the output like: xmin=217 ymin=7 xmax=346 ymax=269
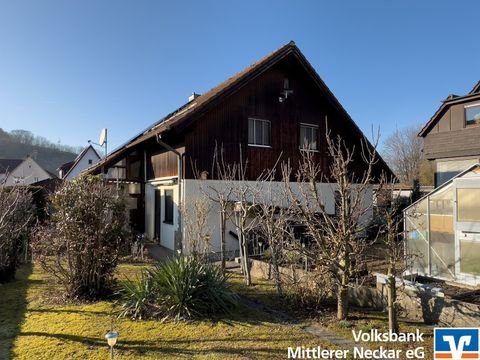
xmin=404 ymin=164 xmax=480 ymax=285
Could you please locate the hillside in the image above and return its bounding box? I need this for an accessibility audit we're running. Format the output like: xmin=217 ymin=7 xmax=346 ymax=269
xmin=0 ymin=129 xmax=79 ymax=174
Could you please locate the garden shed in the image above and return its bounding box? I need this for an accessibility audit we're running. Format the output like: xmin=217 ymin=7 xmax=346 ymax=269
xmin=404 ymin=164 xmax=480 ymax=285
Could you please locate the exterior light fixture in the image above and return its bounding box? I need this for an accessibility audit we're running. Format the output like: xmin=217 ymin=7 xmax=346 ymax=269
xmin=234 ymin=201 xmax=242 ymax=214
xmin=105 ymin=330 xmax=119 ymax=359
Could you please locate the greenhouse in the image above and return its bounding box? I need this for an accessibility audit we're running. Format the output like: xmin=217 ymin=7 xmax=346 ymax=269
xmin=404 ymin=164 xmax=480 ymax=285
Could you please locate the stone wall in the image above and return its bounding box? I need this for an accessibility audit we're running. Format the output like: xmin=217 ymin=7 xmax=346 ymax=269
xmin=249 ymin=258 xmax=480 ymax=326
xmin=376 ymin=273 xmax=480 ymax=327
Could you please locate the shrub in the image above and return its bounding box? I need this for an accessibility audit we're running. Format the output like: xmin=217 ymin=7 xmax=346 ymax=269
xmin=118 ymin=256 xmax=237 ymax=321
xmin=0 ymin=186 xmax=35 ymax=282
xmin=32 ymin=176 xmax=130 ymax=300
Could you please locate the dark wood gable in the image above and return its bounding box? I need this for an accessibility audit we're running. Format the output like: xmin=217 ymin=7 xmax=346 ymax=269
xmin=182 ymin=52 xmax=389 ymax=181
xmin=86 ymin=42 xmax=393 ymax=183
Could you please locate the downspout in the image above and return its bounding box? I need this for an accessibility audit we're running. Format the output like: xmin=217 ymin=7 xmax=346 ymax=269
xmin=143 ymin=148 xmax=147 ymax=234
xmin=155 ymin=134 xmax=184 ymax=254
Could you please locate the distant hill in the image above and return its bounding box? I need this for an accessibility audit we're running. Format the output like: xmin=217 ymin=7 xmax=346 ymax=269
xmin=0 ymin=128 xmax=79 ymax=174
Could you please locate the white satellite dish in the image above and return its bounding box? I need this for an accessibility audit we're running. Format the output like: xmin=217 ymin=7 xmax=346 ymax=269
xmin=99 ymin=128 xmax=107 ymax=146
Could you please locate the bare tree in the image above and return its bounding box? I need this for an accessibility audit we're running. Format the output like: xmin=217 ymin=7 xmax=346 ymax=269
xmin=231 ymin=149 xmax=260 ymax=287
xmin=0 ymin=182 xmax=35 ymax=282
xmin=383 ymin=126 xmax=423 ymax=187
xmin=182 ymin=197 xmax=212 ymax=260
xmin=202 ymin=143 xmax=238 ymax=272
xmin=286 ymin=132 xmax=381 ymax=320
xmin=254 ymin=177 xmax=293 ymax=296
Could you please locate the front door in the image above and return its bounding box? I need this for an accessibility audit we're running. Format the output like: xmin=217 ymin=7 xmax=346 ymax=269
xmin=454 ymin=178 xmax=480 ymax=279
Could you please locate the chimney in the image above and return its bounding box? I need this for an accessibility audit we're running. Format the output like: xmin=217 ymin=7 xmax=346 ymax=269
xmin=188 ymin=92 xmax=201 ymax=102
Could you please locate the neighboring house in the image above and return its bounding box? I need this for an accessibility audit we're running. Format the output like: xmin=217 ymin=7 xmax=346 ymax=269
xmin=85 ymin=41 xmax=393 ymax=254
xmin=419 ymin=81 xmax=480 ymax=187
xmin=0 ymin=156 xmax=53 ymax=186
xmin=404 ymin=163 xmax=480 ymax=285
xmin=58 ymin=145 xmax=101 ymax=180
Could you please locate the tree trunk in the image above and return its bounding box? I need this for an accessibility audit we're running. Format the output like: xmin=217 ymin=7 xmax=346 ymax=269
xmin=337 ymin=248 xmax=350 ymax=320
xmin=271 ymin=244 xmax=283 ymax=296
xmin=242 ymin=237 xmax=251 ymax=286
xmin=220 ymin=210 xmax=226 ymax=272
xmin=337 ymin=283 xmax=349 ymax=320
xmin=387 ymin=272 xmax=399 ymax=333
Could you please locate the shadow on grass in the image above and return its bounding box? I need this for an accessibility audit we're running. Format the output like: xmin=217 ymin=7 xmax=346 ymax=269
xmin=17 ymin=330 xmax=291 ymax=358
xmin=0 ymin=263 xmax=33 ymax=360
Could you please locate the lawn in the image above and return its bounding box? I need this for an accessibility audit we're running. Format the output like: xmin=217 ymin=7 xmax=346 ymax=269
xmin=0 ymin=263 xmax=326 ymax=360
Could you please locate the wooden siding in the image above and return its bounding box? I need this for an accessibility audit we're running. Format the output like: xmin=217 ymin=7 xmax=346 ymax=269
xmin=125 ymin=150 xmax=143 ymax=181
xmin=147 ymin=146 xmax=185 ymax=180
xmin=424 ymin=127 xmax=480 ymax=159
xmin=424 ymin=99 xmax=480 ymax=159
xmin=183 ymin=54 xmax=381 ymax=181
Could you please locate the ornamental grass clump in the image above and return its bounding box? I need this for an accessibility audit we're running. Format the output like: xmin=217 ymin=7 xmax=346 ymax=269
xmin=118 ymin=256 xmax=237 ymax=321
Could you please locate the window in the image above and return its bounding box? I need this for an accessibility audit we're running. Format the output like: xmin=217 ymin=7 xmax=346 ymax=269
xmin=248 ymin=118 xmax=271 ymax=146
xmin=300 ymin=123 xmax=318 ymax=150
xmin=465 ymin=104 xmax=480 ymax=126
xmin=88 ymin=159 xmax=93 ymax=165
xmin=164 ymin=190 xmax=174 ymax=224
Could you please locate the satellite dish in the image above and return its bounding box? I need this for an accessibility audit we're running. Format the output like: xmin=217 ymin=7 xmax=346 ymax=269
xmin=99 ymin=128 xmax=107 ymax=146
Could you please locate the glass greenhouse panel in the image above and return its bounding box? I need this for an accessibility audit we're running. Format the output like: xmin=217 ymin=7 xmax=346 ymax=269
xmin=405 ymin=198 xmax=429 ymax=275
xmin=429 ymin=186 xmax=455 ymax=279
xmin=460 ymin=239 xmax=480 ymax=275
xmin=457 ymin=188 xmax=480 ymax=222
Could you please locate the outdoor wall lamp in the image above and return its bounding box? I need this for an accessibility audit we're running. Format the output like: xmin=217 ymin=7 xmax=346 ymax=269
xmin=234 ymin=201 xmax=243 ymax=214
xmin=105 ymin=330 xmax=119 ymax=359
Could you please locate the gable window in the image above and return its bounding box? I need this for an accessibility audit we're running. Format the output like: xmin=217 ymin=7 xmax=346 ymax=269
xmin=465 ymin=104 xmax=480 ymax=126
xmin=248 ymin=118 xmax=271 ymax=147
xmin=300 ymin=123 xmax=318 ymax=151
xmin=88 ymin=159 xmax=93 ymax=165
xmin=164 ymin=189 xmax=174 ymax=224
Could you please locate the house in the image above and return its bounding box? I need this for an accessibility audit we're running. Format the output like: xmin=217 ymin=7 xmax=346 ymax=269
xmin=85 ymin=41 xmax=393 ymax=255
xmin=0 ymin=156 xmax=53 ymax=186
xmin=419 ymin=81 xmax=480 ymax=187
xmin=404 ymin=163 xmax=480 ymax=285
xmin=58 ymin=145 xmax=101 ymax=180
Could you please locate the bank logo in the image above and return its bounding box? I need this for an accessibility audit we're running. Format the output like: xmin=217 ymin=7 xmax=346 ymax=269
xmin=434 ymin=328 xmax=480 ymax=360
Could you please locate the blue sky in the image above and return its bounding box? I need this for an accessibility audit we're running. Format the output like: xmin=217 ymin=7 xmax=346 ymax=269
xmin=0 ymin=0 xmax=479 ymax=152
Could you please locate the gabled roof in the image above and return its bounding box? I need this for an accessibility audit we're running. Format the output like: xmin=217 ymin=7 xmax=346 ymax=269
xmin=0 ymin=159 xmax=23 ymax=174
xmin=419 ymin=80 xmax=480 ymax=137
xmin=468 ymin=80 xmax=480 ymax=95
xmin=404 ymin=163 xmax=480 ymax=212
xmin=58 ymin=160 xmax=75 ymax=173
xmin=60 ymin=145 xmax=100 ymax=178
xmin=86 ymin=41 xmax=393 ymax=177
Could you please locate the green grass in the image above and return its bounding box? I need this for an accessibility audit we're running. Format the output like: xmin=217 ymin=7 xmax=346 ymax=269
xmin=326 ymin=311 xmax=434 ymax=359
xmin=0 ymin=263 xmax=326 ymax=359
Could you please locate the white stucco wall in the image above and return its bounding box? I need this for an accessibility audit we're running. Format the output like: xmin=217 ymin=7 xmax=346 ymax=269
xmin=144 ymin=178 xmax=374 ymax=254
xmin=3 ymin=157 xmax=51 ymax=186
xmin=183 ymin=180 xmax=374 ymax=255
xmin=65 ymin=147 xmax=101 ymax=180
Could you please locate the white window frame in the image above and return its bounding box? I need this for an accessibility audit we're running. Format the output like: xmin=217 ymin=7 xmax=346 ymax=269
xmin=248 ymin=117 xmax=271 ymax=147
xmin=299 ymin=123 xmax=319 ymax=151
